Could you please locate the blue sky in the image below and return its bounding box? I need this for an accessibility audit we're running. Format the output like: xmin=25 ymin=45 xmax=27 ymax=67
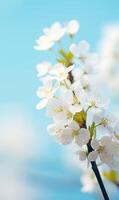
xmin=0 ymin=0 xmax=119 ymax=199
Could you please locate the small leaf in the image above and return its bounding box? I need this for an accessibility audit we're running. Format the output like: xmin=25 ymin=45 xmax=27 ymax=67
xmin=59 ymin=49 xmax=68 ymax=60
xmin=57 ymin=58 xmax=67 ymax=66
xmin=67 ymin=51 xmax=73 ymax=60
xmin=59 ymin=49 xmax=73 ymax=65
xmin=89 ymin=122 xmax=96 ymax=138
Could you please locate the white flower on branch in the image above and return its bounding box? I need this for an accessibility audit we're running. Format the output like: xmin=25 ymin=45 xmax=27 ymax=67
xmin=78 ymin=150 xmax=87 ymax=161
xmin=63 ymin=89 xmax=83 ymax=113
xmin=34 ymin=22 xmax=65 ymax=51
xmin=88 ymin=136 xmax=119 ymax=167
xmin=43 ymin=22 xmax=65 ymax=42
xmin=36 ymin=79 xmax=59 ymax=110
xmin=34 ymin=35 xmax=54 ymax=51
xmin=50 ymin=63 xmax=74 ymax=82
xmin=66 ymin=20 xmax=80 ymax=36
xmin=47 ymin=120 xmax=80 ymax=145
xmin=93 ymin=110 xmax=116 ymax=134
xmin=70 ymin=40 xmax=98 ymax=67
xmin=75 ymin=128 xmax=90 ymax=147
xmin=47 ymin=97 xmax=73 ymax=123
xmin=36 ymin=61 xmax=52 ymax=77
xmin=83 ymin=94 xmax=109 ymax=112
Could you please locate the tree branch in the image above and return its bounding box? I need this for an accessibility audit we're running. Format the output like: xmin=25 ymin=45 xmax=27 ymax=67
xmin=87 ymin=142 xmax=110 ymax=200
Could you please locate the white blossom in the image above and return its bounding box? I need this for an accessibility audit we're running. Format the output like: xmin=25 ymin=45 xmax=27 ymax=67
xmin=47 ymin=120 xmax=80 ymax=145
xmin=93 ymin=110 xmax=115 ymax=134
xmin=56 ymin=127 xmax=74 ymax=144
xmin=47 ymin=97 xmax=73 ymax=123
xmin=78 ymin=150 xmax=87 ymax=161
xmin=43 ymin=22 xmax=65 ymax=42
xmin=34 ymin=22 xmax=66 ymax=51
xmin=50 ymin=63 xmax=74 ymax=82
xmin=75 ymin=128 xmax=90 ymax=147
xmin=36 ymin=79 xmax=59 ymax=109
xmin=34 ymin=35 xmax=54 ymax=51
xmin=84 ymin=94 xmax=109 ymax=112
xmin=63 ymin=89 xmax=83 ymax=114
xmin=88 ymin=136 xmax=119 ymax=167
xmin=66 ymin=20 xmax=80 ymax=36
xmin=70 ymin=40 xmax=98 ymax=67
xmin=36 ymin=62 xmax=52 ymax=77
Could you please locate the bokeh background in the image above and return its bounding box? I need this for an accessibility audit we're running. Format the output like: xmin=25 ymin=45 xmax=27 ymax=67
xmin=1 ymin=0 xmax=119 ymax=199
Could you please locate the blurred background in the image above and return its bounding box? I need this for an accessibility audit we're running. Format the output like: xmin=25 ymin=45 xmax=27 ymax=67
xmin=1 ymin=0 xmax=119 ymax=199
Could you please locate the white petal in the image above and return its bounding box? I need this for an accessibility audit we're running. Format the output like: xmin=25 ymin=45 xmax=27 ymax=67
xmin=36 ymin=62 xmax=52 ymax=77
xmin=88 ymin=151 xmax=98 ymax=162
xmin=69 ymin=120 xmax=79 ymax=130
xmin=50 ymin=22 xmax=65 ymax=41
xmin=91 ymin=139 xmax=99 ymax=150
xmin=70 ymin=44 xmax=80 ymax=57
xmin=36 ymin=98 xmax=48 ymax=110
xmin=47 ymin=124 xmax=58 ymax=135
xmin=99 ymin=152 xmax=113 ymax=166
xmin=56 ymin=128 xmax=73 ymax=145
xmin=36 ymin=86 xmax=50 ymax=98
xmin=100 ymin=136 xmax=112 ymax=146
xmin=44 ymin=22 xmax=65 ymax=42
xmin=106 ymin=141 xmax=119 ymax=156
xmin=69 ymin=104 xmax=82 ymax=114
xmin=66 ymin=65 xmax=74 ymax=73
xmin=75 ymin=128 xmax=90 ymax=147
xmin=80 ymin=128 xmax=90 ymax=137
xmin=79 ymin=151 xmax=87 ymax=161
xmin=66 ymin=20 xmax=80 ymax=35
xmin=47 ymin=123 xmax=63 ymax=135
xmin=64 ymin=90 xmax=73 ymax=103
xmin=34 ymin=36 xmax=54 ymax=51
xmin=41 ymin=76 xmax=53 ymax=87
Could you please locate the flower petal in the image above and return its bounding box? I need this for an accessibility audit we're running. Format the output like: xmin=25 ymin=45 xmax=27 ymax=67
xmin=75 ymin=128 xmax=90 ymax=147
xmin=36 ymin=98 xmax=48 ymax=110
xmin=91 ymin=139 xmax=99 ymax=150
xmin=88 ymin=151 xmax=98 ymax=162
xmin=79 ymin=151 xmax=87 ymax=161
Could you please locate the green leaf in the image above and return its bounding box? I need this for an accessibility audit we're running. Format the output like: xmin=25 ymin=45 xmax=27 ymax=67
xmin=89 ymin=122 xmax=96 ymax=138
xmin=59 ymin=49 xmax=68 ymax=60
xmin=59 ymin=49 xmax=73 ymax=65
xmin=56 ymin=58 xmax=67 ymax=66
xmin=73 ymin=110 xmax=87 ymax=127
xmin=67 ymin=51 xmax=73 ymax=60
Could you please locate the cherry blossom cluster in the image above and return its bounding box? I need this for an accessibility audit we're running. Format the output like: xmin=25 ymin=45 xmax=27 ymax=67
xmin=34 ymin=20 xmax=119 ymax=170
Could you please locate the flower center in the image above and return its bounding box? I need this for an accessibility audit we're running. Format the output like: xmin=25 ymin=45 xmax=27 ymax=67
xmin=54 ymin=106 xmax=64 ymax=112
xmin=98 ymin=145 xmax=105 ymax=153
xmin=101 ymin=118 xmax=109 ymax=127
xmin=90 ymin=100 xmax=97 ymax=107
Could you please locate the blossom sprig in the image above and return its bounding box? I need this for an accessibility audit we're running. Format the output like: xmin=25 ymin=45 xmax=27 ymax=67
xmin=35 ymin=20 xmax=119 ymax=199
xmin=34 ymin=20 xmax=79 ymax=51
